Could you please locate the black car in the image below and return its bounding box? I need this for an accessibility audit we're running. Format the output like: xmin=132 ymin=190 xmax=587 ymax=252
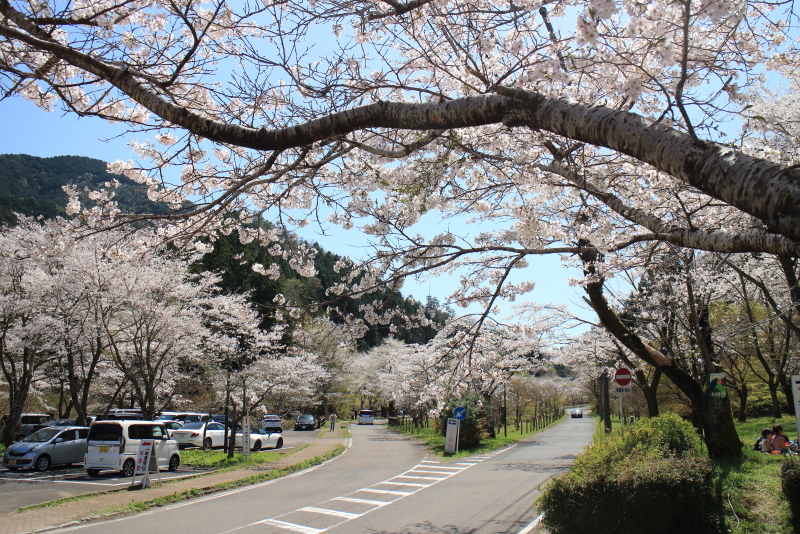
xmin=571 ymin=409 xmax=583 ymax=418
xmin=294 ymin=414 xmax=317 ymax=431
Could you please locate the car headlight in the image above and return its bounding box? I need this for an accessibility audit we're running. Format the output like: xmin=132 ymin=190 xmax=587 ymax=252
xmin=28 ymin=446 xmax=40 ymax=453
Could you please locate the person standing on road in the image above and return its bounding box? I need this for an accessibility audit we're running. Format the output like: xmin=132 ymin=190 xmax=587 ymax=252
xmin=329 ymin=412 xmax=337 ymax=431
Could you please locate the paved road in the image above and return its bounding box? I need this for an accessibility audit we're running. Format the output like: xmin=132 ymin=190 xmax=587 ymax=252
xmin=49 ymin=416 xmax=594 ymax=534
xmin=0 ymin=429 xmax=321 ymax=514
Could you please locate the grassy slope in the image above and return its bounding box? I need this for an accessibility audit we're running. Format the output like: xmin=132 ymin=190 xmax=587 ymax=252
xmin=715 ymin=415 xmax=798 ymax=533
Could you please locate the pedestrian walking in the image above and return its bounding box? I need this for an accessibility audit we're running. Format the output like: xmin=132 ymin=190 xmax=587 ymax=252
xmin=329 ymin=412 xmax=337 ymax=431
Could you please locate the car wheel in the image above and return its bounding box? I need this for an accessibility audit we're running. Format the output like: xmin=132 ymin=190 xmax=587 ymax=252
xmin=87 ymin=468 xmax=100 ymax=478
xmin=168 ymin=455 xmax=180 ymax=472
xmin=275 ymin=437 xmax=283 ymax=449
xmin=203 ymin=438 xmax=213 ymax=450
xmin=250 ymin=440 xmax=260 ymax=452
xmin=121 ymin=459 xmax=135 ymax=478
xmin=34 ymin=455 xmax=51 ymax=472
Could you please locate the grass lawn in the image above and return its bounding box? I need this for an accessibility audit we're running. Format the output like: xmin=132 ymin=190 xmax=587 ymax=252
xmin=179 ymin=446 xmax=296 ymax=469
xmin=390 ymin=418 xmax=563 ymax=462
xmin=714 ymin=415 xmax=798 ymax=533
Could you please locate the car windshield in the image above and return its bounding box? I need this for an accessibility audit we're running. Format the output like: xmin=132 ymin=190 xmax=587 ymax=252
xmin=22 ymin=428 xmax=61 ymax=442
xmin=360 ymin=411 xmax=373 ymax=416
xmin=155 ymin=415 xmax=174 ymax=420
xmin=298 ymin=415 xmax=314 ymax=422
xmin=182 ymin=422 xmax=205 ymax=429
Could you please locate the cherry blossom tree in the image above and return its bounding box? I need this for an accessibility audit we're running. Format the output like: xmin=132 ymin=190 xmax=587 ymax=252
xmin=3 ymin=0 xmax=800 ymax=455
xmin=0 ymin=217 xmax=63 ymax=445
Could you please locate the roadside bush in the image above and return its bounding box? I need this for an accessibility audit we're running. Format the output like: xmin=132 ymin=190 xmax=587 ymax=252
xmin=781 ymin=455 xmax=800 ymax=517
xmin=538 ymin=413 xmax=719 ymax=534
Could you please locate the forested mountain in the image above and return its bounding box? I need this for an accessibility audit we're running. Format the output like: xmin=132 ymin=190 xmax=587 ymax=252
xmin=0 ymin=154 xmax=448 ymax=348
xmin=0 ymin=154 xmax=169 ymax=226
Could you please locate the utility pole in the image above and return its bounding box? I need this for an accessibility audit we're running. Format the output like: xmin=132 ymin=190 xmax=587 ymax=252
xmin=601 ymin=370 xmax=612 ymax=433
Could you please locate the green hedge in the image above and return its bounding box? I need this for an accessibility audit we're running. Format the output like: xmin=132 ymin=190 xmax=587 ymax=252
xmin=781 ymin=455 xmax=800 ymax=518
xmin=537 ymin=413 xmax=719 ymax=534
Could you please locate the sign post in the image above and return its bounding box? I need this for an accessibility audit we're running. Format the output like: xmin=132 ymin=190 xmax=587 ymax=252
xmin=792 ymin=375 xmax=800 ymax=442
xmin=242 ymin=415 xmax=250 ymax=457
xmin=614 ymin=368 xmax=632 ymax=424
xmin=444 ymin=418 xmax=459 ymax=454
xmin=131 ymin=439 xmax=161 ymax=488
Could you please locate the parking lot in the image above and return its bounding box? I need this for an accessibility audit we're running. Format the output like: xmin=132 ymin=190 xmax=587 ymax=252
xmin=0 ymin=429 xmax=320 ymax=513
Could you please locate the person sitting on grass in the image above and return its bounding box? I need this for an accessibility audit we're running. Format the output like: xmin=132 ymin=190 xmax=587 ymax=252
xmin=772 ymin=424 xmax=790 ymax=454
xmin=757 ymin=428 xmax=774 ymax=453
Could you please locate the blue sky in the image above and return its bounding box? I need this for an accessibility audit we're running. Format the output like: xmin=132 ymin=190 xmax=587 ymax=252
xmin=0 ymin=95 xmax=587 ymax=322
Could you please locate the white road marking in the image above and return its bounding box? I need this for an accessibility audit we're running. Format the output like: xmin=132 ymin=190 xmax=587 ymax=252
xmin=332 ymin=496 xmax=388 ymax=506
xmin=378 ymin=481 xmax=429 ymax=487
xmin=394 ymin=474 xmax=445 ymax=480
xmin=298 ymin=506 xmax=361 ymax=519
xmin=259 ymin=518 xmax=323 ymax=533
xmin=360 ymin=488 xmax=414 ymax=496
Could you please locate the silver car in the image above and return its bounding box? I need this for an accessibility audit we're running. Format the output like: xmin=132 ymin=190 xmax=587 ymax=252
xmin=3 ymin=426 xmax=89 ymax=471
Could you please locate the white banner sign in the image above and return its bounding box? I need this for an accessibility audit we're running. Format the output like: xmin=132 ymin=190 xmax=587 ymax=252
xmin=444 ymin=418 xmax=459 ymax=454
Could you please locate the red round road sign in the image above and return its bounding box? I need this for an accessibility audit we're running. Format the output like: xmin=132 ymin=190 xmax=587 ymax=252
xmin=614 ymin=368 xmax=632 ymax=386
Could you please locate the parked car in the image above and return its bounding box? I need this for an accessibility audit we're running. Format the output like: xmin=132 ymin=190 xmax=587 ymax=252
xmin=172 ymin=421 xmax=226 ymax=449
xmin=234 ymin=427 xmax=283 ymax=451
xmin=83 ymin=420 xmax=180 ymax=477
xmin=3 ymin=426 xmax=89 ymax=471
xmin=260 ymin=415 xmax=283 ymax=433
xmin=358 ymin=410 xmax=375 ymax=425
xmin=160 ymin=420 xmax=184 ymax=437
xmin=12 ymin=413 xmax=53 ymax=441
xmin=294 ymin=414 xmax=317 ymax=431
xmin=571 ymin=409 xmax=583 ymax=418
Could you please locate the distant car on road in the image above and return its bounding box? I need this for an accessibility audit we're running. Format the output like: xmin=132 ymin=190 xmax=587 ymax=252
xmin=358 ymin=410 xmax=375 ymax=425
xmin=571 ymin=409 xmax=583 ymax=418
xmin=234 ymin=427 xmax=283 ymax=451
xmin=3 ymin=426 xmax=89 ymax=471
xmin=260 ymin=415 xmax=283 ymax=433
xmin=294 ymin=414 xmax=317 ymax=431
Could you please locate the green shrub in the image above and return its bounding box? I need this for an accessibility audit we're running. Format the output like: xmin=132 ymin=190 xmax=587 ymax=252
xmin=436 ymin=391 xmax=487 ymax=448
xmin=538 ymin=413 xmax=718 ymax=534
xmin=781 ymin=455 xmax=800 ymax=517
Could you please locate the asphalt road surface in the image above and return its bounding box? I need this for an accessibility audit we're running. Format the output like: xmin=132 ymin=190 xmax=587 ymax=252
xmin=0 ymin=429 xmax=321 ymax=514
xmin=49 ymin=416 xmax=595 ymax=534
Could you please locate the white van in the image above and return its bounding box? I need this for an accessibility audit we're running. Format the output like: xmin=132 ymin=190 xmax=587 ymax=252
xmin=358 ymin=410 xmax=375 ymax=425
xmin=83 ymin=421 xmax=181 ymax=477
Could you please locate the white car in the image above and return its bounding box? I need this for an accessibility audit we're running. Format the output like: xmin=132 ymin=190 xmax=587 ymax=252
xmin=83 ymin=421 xmax=180 ymax=477
xmin=234 ymin=427 xmax=283 ymax=451
xmin=172 ymin=421 xmax=226 ymax=449
xmin=358 ymin=409 xmax=374 ymax=425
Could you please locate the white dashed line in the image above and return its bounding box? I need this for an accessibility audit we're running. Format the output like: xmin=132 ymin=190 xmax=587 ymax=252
xmin=298 ymin=506 xmax=362 ymax=519
xmin=259 ymin=518 xmax=323 ymax=533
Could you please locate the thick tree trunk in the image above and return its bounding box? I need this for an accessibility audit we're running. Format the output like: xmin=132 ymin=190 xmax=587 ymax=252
xmin=736 ymin=383 xmax=748 ymax=422
xmin=585 ymin=280 xmax=742 ymax=458
xmin=640 ymin=368 xmax=661 ymax=418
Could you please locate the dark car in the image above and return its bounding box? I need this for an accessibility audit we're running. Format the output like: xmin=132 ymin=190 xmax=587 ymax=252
xmin=571 ymin=409 xmax=583 ymax=418
xmin=260 ymin=415 xmax=283 ymax=433
xmin=294 ymin=414 xmax=317 ymax=431
xmin=11 ymin=413 xmax=53 ymax=441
